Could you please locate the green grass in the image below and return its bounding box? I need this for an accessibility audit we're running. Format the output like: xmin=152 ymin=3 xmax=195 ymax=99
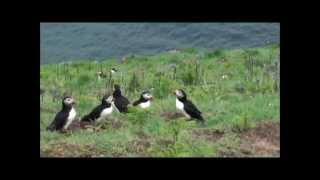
xmin=40 ymin=44 xmax=280 ymax=157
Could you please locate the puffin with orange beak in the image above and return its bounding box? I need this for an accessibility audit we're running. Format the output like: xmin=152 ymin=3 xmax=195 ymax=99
xmin=47 ymin=96 xmax=77 ymax=131
xmin=132 ymin=91 xmax=153 ymax=109
xmin=173 ymin=89 xmax=204 ymax=123
xmin=81 ymin=95 xmax=114 ymax=123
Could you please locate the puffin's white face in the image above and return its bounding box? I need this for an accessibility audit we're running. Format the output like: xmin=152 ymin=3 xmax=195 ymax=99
xmin=175 ymin=90 xmax=184 ymax=98
xmin=142 ymin=92 xmax=153 ymax=100
xmin=105 ymin=95 xmax=114 ymax=103
xmin=64 ymin=97 xmax=75 ymax=105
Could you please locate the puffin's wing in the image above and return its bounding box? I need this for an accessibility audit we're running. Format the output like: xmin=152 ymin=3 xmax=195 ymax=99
xmin=184 ymin=100 xmax=203 ymax=120
xmin=132 ymin=99 xmax=140 ymax=106
xmin=114 ymin=97 xmax=130 ymax=112
xmin=184 ymin=100 xmax=201 ymax=113
xmin=123 ymin=96 xmax=130 ymax=105
xmin=47 ymin=111 xmax=68 ymax=130
xmin=82 ymin=105 xmax=103 ymax=121
xmin=116 ymin=96 xmax=130 ymax=107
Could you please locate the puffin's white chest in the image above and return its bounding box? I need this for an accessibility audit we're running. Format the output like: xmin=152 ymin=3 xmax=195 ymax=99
xmin=97 ymin=106 xmax=113 ymax=122
xmin=64 ymin=108 xmax=76 ymax=129
xmin=176 ymin=98 xmax=191 ymax=119
xmin=101 ymin=106 xmax=113 ymax=117
xmin=139 ymin=101 xmax=151 ymax=109
xmin=176 ymin=98 xmax=184 ymax=110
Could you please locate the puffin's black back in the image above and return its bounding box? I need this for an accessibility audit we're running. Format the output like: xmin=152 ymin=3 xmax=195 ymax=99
xmin=81 ymin=105 xmax=106 ymax=122
xmin=81 ymin=96 xmax=112 ymax=122
xmin=132 ymin=98 xmax=145 ymax=106
xmin=183 ymin=100 xmax=204 ymax=121
xmin=113 ymin=85 xmax=130 ymax=112
xmin=47 ymin=110 xmax=69 ymax=131
xmin=132 ymin=91 xmax=149 ymax=106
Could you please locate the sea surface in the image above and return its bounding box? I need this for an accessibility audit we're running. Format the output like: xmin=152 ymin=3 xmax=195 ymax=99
xmin=40 ymin=23 xmax=280 ymax=64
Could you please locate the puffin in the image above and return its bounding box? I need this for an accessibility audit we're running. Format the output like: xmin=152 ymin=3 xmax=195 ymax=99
xmin=81 ymin=95 xmax=114 ymax=123
xmin=132 ymin=91 xmax=153 ymax=109
xmin=174 ymin=89 xmax=204 ymax=123
xmin=111 ymin=68 xmax=118 ymax=74
xmin=47 ymin=96 xmax=77 ymax=131
xmin=112 ymin=84 xmax=130 ymax=113
xmin=97 ymin=71 xmax=107 ymax=80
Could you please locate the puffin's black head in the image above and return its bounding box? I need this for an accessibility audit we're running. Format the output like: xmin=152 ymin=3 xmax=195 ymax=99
xmin=102 ymin=95 xmax=114 ymax=105
xmin=174 ymin=89 xmax=187 ymax=101
xmin=113 ymin=84 xmax=122 ymax=97
xmin=62 ymin=96 xmax=75 ymax=107
xmin=114 ymin=84 xmax=120 ymax=90
xmin=141 ymin=91 xmax=153 ymax=101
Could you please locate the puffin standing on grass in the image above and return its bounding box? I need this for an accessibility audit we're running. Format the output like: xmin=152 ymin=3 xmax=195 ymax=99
xmin=174 ymin=89 xmax=204 ymax=123
xmin=81 ymin=95 xmax=114 ymax=123
xmin=97 ymin=71 xmax=107 ymax=80
xmin=47 ymin=96 xmax=77 ymax=131
xmin=112 ymin=84 xmax=130 ymax=113
xmin=111 ymin=68 xmax=118 ymax=74
xmin=132 ymin=91 xmax=153 ymax=109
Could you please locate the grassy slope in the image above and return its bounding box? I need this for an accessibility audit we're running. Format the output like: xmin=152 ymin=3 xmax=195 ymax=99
xmin=40 ymin=45 xmax=280 ymax=157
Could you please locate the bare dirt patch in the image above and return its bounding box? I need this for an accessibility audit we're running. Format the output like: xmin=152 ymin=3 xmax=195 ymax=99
xmin=106 ymin=118 xmax=123 ymax=129
xmin=125 ymin=139 xmax=151 ymax=156
xmin=160 ymin=112 xmax=185 ymax=121
xmin=192 ymin=128 xmax=225 ymax=141
xmin=156 ymin=138 xmax=175 ymax=148
xmin=41 ymin=143 xmax=104 ymax=157
xmin=135 ymin=131 xmax=151 ymax=140
xmin=66 ymin=117 xmax=124 ymax=132
xmin=219 ymin=121 xmax=280 ymax=157
xmin=117 ymin=131 xmax=153 ymax=157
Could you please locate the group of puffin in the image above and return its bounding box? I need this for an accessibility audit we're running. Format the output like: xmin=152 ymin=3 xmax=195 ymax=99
xmin=47 ymin=73 xmax=204 ymax=132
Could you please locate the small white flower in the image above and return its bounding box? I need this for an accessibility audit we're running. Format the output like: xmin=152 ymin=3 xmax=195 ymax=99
xmin=222 ymin=75 xmax=228 ymax=79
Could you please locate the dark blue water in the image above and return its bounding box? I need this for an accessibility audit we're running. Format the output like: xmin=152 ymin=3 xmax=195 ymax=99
xmin=40 ymin=23 xmax=279 ymax=64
